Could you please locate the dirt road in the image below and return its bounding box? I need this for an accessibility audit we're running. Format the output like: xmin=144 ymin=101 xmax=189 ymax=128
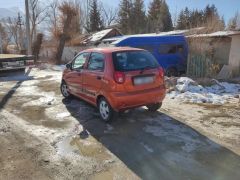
xmin=0 ymin=67 xmax=240 ymax=180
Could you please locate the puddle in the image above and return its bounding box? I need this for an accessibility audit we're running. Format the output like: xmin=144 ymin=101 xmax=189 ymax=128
xmin=36 ymin=80 xmax=60 ymax=94
xmin=6 ymin=98 xmax=69 ymax=129
xmin=36 ymin=75 xmax=53 ymax=80
xmin=89 ymin=170 xmax=113 ymax=180
xmin=56 ymin=136 xmax=111 ymax=161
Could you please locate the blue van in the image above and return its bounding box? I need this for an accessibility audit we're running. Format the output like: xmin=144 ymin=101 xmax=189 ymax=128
xmin=111 ymin=35 xmax=188 ymax=76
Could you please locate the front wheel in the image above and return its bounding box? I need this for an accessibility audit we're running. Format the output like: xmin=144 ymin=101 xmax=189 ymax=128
xmin=60 ymin=81 xmax=71 ymax=98
xmin=147 ymin=103 xmax=162 ymax=112
xmin=98 ymin=97 xmax=116 ymax=122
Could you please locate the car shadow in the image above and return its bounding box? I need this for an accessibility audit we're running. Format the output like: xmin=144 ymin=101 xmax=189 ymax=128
xmin=62 ymin=97 xmax=240 ymax=180
xmin=0 ymin=68 xmax=34 ymax=110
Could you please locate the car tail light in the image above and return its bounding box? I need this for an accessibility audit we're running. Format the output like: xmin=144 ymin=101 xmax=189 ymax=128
xmin=158 ymin=67 xmax=164 ymax=78
xmin=114 ymin=71 xmax=125 ymax=84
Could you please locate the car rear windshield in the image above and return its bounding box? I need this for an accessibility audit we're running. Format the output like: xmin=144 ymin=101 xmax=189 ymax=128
xmin=112 ymin=51 xmax=159 ymax=72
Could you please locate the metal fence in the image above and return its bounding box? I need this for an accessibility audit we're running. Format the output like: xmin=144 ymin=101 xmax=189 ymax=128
xmin=187 ymin=54 xmax=212 ymax=78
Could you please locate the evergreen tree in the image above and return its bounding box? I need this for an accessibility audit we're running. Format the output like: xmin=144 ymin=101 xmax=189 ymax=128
xmin=203 ymin=4 xmax=225 ymax=31
xmin=189 ymin=9 xmax=204 ymax=28
xmin=183 ymin=7 xmax=190 ymax=28
xmin=160 ymin=0 xmax=173 ymax=31
xmin=176 ymin=4 xmax=224 ymax=31
xmin=89 ymin=0 xmax=104 ymax=32
xmin=176 ymin=10 xmax=186 ymax=30
xmin=118 ymin=0 xmax=133 ymax=34
xmin=148 ymin=0 xmax=162 ymax=32
xmin=147 ymin=0 xmax=172 ymax=33
xmin=132 ymin=0 xmax=146 ymax=34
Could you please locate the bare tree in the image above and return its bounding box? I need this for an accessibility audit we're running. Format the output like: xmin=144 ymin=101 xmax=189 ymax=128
xmin=47 ymin=0 xmax=59 ymax=39
xmin=0 ymin=23 xmax=10 ymax=53
xmin=29 ymin=0 xmax=48 ymax=44
xmin=3 ymin=17 xmax=20 ymax=50
xmin=55 ymin=1 xmax=77 ymax=64
xmin=101 ymin=5 xmax=118 ymax=27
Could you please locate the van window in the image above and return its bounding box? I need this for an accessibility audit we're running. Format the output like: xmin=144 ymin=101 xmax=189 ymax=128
xmin=112 ymin=51 xmax=159 ymax=72
xmin=137 ymin=45 xmax=154 ymax=53
xmin=159 ymin=44 xmax=184 ymax=54
xmin=87 ymin=52 xmax=105 ymax=71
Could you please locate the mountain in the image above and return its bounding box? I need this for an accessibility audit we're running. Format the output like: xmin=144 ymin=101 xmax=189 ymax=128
xmin=0 ymin=7 xmax=24 ymax=19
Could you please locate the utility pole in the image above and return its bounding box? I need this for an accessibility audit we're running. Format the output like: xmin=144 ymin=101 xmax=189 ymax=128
xmin=25 ymin=0 xmax=31 ymax=55
xmin=0 ymin=33 xmax=2 ymax=54
xmin=17 ymin=12 xmax=24 ymax=53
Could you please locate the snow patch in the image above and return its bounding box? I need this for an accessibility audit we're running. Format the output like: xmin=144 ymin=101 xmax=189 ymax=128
xmin=168 ymin=77 xmax=240 ymax=104
xmin=56 ymin=112 xmax=71 ymax=119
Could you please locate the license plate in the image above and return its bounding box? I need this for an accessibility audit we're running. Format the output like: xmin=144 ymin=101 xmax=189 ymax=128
xmin=3 ymin=61 xmax=23 ymax=68
xmin=134 ymin=76 xmax=154 ymax=85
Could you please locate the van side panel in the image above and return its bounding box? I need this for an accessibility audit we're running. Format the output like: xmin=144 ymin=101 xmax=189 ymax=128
xmin=114 ymin=36 xmax=188 ymax=74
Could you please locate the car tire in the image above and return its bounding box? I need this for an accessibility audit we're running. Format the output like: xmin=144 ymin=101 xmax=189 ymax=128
xmin=147 ymin=103 xmax=162 ymax=112
xmin=60 ymin=81 xmax=71 ymax=98
xmin=98 ymin=97 xmax=116 ymax=122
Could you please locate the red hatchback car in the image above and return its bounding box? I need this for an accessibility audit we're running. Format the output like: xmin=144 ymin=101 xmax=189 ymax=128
xmin=61 ymin=47 xmax=166 ymax=121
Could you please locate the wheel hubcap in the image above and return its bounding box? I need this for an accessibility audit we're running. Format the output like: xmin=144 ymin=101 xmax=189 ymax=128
xmin=62 ymin=84 xmax=69 ymax=97
xmin=99 ymin=101 xmax=109 ymax=120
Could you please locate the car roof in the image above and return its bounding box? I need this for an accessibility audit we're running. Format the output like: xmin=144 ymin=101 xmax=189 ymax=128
xmin=82 ymin=46 xmax=144 ymax=54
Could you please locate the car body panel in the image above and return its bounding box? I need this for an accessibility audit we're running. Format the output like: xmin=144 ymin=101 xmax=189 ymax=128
xmin=62 ymin=47 xmax=166 ymax=112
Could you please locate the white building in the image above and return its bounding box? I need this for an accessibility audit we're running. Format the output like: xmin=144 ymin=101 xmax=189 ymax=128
xmin=187 ymin=31 xmax=240 ymax=78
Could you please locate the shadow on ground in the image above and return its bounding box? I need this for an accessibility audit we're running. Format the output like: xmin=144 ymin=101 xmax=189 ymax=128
xmin=63 ymin=97 xmax=240 ymax=180
xmin=0 ymin=68 xmax=33 ymax=110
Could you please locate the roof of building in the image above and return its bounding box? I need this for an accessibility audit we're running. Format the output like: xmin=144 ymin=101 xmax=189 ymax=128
xmin=82 ymin=28 xmax=123 ymax=45
xmin=187 ymin=31 xmax=240 ymax=38
xmin=103 ymin=27 xmax=205 ymax=44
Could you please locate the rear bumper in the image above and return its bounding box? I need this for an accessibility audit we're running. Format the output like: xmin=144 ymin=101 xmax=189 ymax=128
xmin=108 ymin=85 xmax=166 ymax=111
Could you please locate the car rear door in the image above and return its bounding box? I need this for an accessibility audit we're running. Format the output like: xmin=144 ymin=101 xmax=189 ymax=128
xmin=81 ymin=52 xmax=105 ymax=103
xmin=64 ymin=52 xmax=90 ymax=96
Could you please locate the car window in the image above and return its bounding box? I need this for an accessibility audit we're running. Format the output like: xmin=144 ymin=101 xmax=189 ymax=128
xmin=159 ymin=44 xmax=184 ymax=54
xmin=72 ymin=53 xmax=89 ymax=69
xmin=87 ymin=53 xmax=105 ymax=71
xmin=112 ymin=51 xmax=159 ymax=72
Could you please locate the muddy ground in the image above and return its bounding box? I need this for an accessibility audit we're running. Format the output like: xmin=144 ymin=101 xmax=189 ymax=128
xmin=0 ymin=68 xmax=240 ymax=180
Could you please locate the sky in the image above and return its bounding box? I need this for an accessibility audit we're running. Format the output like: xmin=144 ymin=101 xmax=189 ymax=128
xmin=0 ymin=0 xmax=239 ymax=23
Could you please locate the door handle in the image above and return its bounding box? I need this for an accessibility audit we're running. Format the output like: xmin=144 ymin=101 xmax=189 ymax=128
xmin=96 ymin=76 xmax=102 ymax=80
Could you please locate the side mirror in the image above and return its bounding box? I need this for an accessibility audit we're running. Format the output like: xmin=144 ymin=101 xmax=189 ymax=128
xmin=66 ymin=63 xmax=72 ymax=69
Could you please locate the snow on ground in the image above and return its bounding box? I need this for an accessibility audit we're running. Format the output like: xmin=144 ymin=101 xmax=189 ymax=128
xmin=167 ymin=77 xmax=240 ymax=105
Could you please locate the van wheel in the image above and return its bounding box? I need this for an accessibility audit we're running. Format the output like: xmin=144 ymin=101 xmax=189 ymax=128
xmin=98 ymin=97 xmax=115 ymax=122
xmin=166 ymin=68 xmax=178 ymax=77
xmin=147 ymin=103 xmax=162 ymax=112
xmin=61 ymin=81 xmax=71 ymax=98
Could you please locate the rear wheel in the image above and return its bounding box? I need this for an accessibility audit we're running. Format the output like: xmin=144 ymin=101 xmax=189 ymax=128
xmin=147 ymin=103 xmax=162 ymax=112
xmin=61 ymin=81 xmax=71 ymax=98
xmin=98 ymin=97 xmax=116 ymax=122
